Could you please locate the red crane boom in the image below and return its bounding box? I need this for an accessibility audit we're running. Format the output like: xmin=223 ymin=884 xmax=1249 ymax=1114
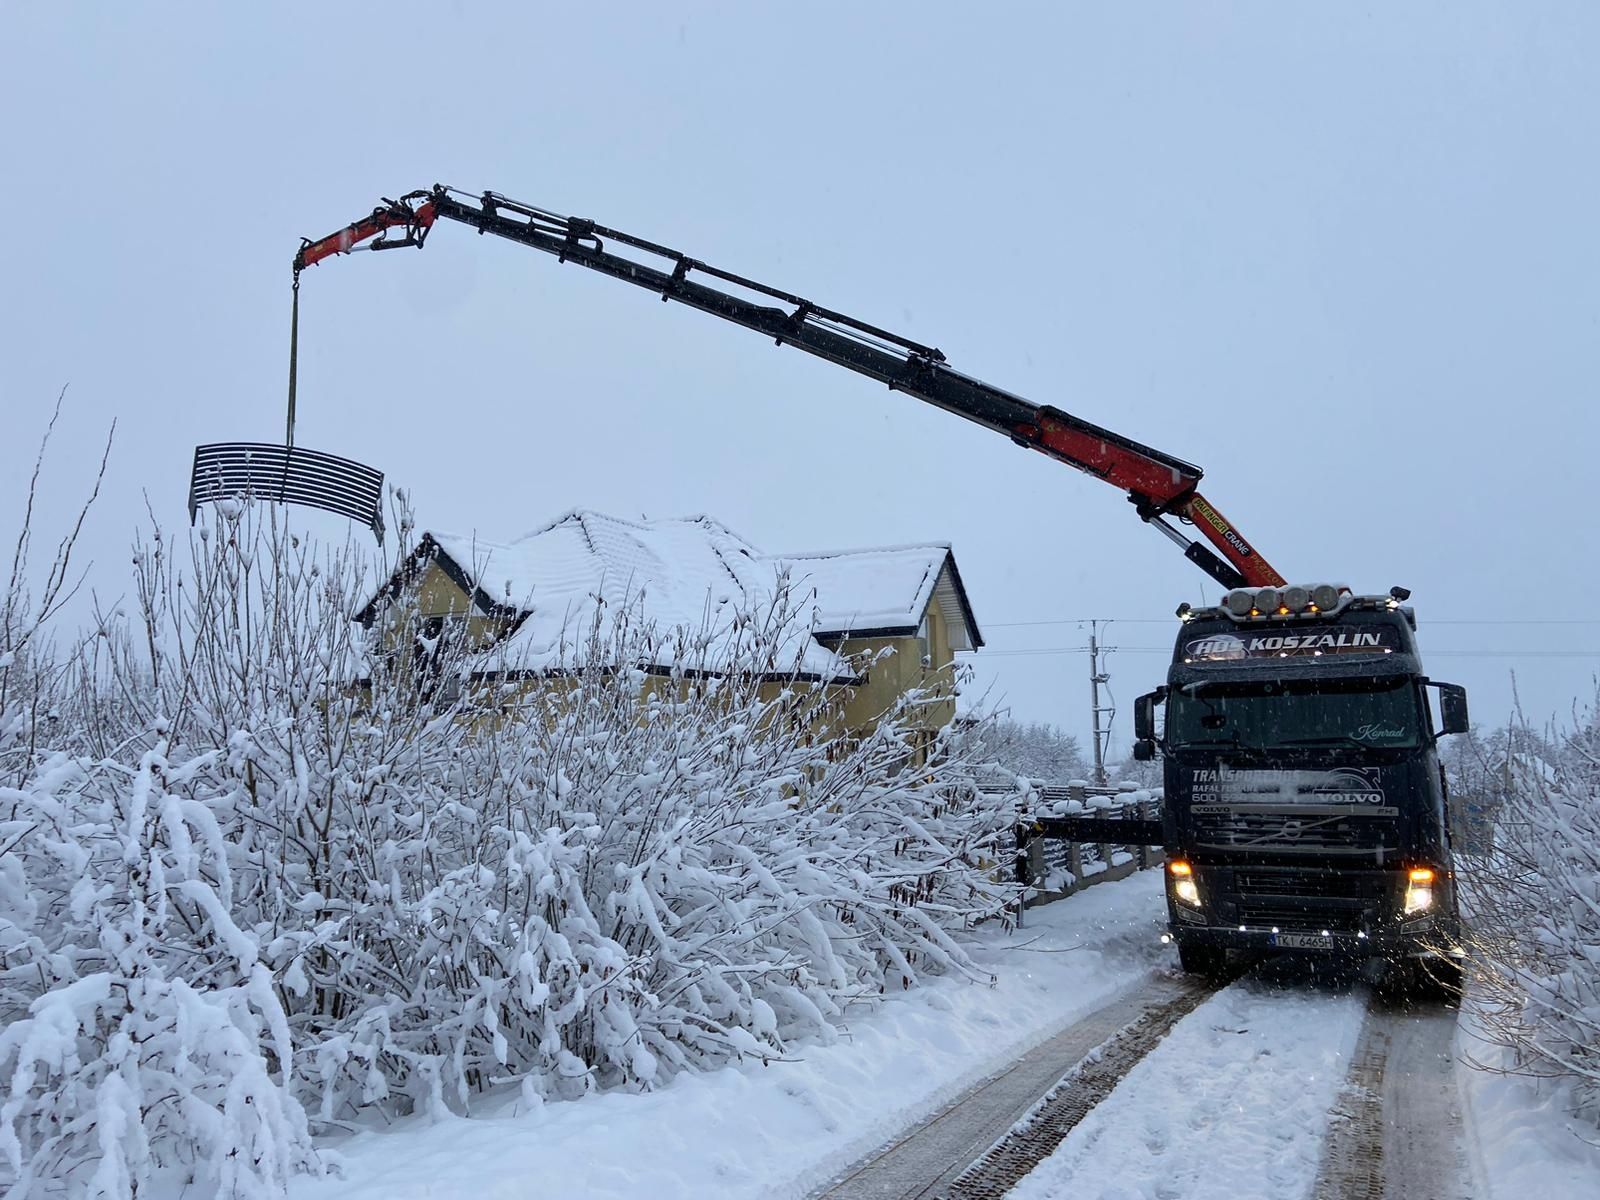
xmin=292 ymin=186 xmax=1285 ymax=590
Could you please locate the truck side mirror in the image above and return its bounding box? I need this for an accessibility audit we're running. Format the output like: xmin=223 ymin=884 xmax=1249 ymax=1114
xmin=1133 ymin=687 xmax=1166 ymax=761
xmin=1434 ymin=682 xmax=1469 ymax=736
xmin=1133 ymin=687 xmax=1165 ymax=740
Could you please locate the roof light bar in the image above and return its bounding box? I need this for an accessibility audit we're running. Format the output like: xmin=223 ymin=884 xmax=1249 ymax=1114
xmin=1199 ymin=583 xmax=1372 ymax=624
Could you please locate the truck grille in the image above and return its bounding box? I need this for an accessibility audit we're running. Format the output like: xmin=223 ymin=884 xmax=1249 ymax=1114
xmin=1232 ymin=870 xmax=1379 ymax=899
xmin=1226 ymin=868 xmax=1394 ymax=932
xmin=1235 ymin=899 xmax=1367 ymax=933
xmin=1192 ymin=807 xmax=1396 ymax=853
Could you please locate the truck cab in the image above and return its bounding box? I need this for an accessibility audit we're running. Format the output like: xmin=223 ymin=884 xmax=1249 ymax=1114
xmin=1132 ymin=584 xmax=1470 ymax=992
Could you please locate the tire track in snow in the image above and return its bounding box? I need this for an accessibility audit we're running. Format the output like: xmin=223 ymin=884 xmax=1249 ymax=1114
xmin=1314 ymin=988 xmax=1472 ymax=1200
xmin=812 ymin=970 xmax=1223 ymax=1200
xmin=1313 ymin=1011 xmax=1389 ymax=1200
xmin=942 ymin=975 xmax=1226 ymax=1199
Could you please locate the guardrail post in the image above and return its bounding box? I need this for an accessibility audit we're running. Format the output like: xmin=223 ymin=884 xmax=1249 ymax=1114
xmin=1066 ymin=782 xmax=1089 ymax=889
xmin=1013 ymin=822 xmax=1046 ymax=890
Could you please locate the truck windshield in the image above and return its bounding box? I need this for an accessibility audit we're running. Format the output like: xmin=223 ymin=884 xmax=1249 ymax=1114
xmin=1166 ymin=675 xmax=1422 ymax=751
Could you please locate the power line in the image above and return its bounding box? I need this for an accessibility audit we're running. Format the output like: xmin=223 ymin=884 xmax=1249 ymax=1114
xmin=985 ymin=616 xmax=1600 ymax=629
xmin=1409 ymin=620 xmax=1600 ymax=626
xmin=986 ymin=618 xmax=1173 ymax=628
xmin=1406 ymin=650 xmax=1600 ymax=657
xmin=969 ymin=646 xmax=1600 ymax=659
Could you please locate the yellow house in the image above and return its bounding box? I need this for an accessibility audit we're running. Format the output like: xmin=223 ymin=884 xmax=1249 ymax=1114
xmin=356 ymin=510 xmax=983 ymax=743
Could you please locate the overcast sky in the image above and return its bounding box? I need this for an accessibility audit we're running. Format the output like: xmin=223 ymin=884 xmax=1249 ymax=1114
xmin=3 ymin=2 xmax=1597 ymax=755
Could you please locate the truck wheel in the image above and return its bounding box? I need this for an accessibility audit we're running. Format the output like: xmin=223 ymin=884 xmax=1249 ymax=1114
xmin=1177 ymin=942 xmax=1228 ymax=977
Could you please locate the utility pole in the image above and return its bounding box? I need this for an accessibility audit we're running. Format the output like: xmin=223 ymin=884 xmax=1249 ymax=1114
xmin=1088 ymin=621 xmax=1113 ymax=786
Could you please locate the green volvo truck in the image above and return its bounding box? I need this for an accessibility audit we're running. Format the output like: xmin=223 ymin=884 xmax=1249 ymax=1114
xmin=1134 ymin=583 xmax=1470 ymax=993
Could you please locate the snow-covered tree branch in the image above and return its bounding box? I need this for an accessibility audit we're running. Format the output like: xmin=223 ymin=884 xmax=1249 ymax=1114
xmin=1459 ymin=693 xmax=1600 ymax=1127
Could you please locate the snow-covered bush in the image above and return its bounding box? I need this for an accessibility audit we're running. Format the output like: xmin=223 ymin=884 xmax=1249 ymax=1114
xmin=1461 ymin=696 xmax=1600 ymax=1126
xmin=0 ymin=746 xmax=316 ymax=1197
xmin=0 ymin=491 xmax=1019 ymax=1194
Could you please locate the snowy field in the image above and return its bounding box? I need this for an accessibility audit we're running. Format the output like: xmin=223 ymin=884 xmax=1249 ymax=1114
xmin=1004 ymin=973 xmax=1366 ymax=1200
xmin=290 ymin=873 xmax=1168 ymax=1200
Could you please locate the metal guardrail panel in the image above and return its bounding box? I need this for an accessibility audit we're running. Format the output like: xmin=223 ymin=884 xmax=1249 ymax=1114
xmin=1028 ymin=815 xmax=1165 ymax=846
xmin=188 ymin=442 xmax=385 ymax=540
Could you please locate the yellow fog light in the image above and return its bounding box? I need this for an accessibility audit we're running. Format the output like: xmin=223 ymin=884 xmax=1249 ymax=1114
xmin=1404 ymin=867 xmax=1436 ymax=916
xmin=1168 ymin=861 xmax=1201 ymax=909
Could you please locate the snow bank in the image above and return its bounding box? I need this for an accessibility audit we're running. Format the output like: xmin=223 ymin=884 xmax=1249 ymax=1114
xmin=1458 ymin=1010 xmax=1600 ymax=1199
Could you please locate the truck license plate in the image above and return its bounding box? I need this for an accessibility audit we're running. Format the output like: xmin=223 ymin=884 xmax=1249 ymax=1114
xmin=1272 ymin=932 xmax=1333 ymax=950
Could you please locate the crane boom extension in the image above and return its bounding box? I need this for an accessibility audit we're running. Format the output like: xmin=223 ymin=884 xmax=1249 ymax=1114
xmin=294 ymin=186 xmax=1285 ymax=590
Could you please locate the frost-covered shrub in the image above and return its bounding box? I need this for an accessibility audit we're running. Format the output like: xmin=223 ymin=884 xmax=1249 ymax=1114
xmin=3 ymin=410 xmax=308 ymax=1197
xmin=0 ymin=748 xmax=314 ymax=1197
xmin=0 ymin=493 xmax=1019 ymax=1194
xmin=1461 ymin=697 xmax=1600 ymax=1126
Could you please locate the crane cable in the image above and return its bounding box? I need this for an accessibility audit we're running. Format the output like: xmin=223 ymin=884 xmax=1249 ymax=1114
xmin=285 ymin=270 xmax=301 ymax=448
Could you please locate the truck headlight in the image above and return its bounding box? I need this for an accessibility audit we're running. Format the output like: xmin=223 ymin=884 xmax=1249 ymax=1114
xmin=1169 ymin=861 xmax=1202 ymax=909
xmin=1404 ymin=866 xmax=1435 ymax=916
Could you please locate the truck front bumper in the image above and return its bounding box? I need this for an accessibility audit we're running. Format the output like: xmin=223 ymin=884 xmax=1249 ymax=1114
xmin=1166 ymin=917 xmax=1463 ymax=961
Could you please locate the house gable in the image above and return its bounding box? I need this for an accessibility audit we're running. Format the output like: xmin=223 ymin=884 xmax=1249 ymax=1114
xmin=354 ymin=534 xmax=522 ymax=628
xmin=780 ymin=546 xmax=983 ymax=652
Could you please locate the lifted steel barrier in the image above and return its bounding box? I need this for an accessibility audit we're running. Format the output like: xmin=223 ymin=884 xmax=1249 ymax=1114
xmin=188 ymin=442 xmax=385 ymax=541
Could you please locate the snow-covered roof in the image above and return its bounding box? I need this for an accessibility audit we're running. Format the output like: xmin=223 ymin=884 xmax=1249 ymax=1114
xmin=430 ymin=511 xmax=758 ymax=628
xmin=361 ymin=509 xmax=982 ymax=676
xmin=781 ymin=545 xmax=983 ymax=652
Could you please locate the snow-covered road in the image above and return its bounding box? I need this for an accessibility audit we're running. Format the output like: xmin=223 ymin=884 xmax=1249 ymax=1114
xmin=825 ymin=956 xmax=1492 ymax=1200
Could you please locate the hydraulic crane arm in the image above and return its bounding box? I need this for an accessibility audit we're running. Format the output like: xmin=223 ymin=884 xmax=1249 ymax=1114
xmin=294 ymin=186 xmax=1285 ymax=590
xmin=294 ymin=194 xmax=437 ymax=270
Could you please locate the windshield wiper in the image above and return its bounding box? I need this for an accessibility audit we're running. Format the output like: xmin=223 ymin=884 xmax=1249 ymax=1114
xmin=1172 ymin=735 xmax=1259 ymax=752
